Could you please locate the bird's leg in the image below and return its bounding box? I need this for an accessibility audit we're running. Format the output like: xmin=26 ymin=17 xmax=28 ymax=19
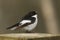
xmin=25 ymin=30 xmax=32 ymax=33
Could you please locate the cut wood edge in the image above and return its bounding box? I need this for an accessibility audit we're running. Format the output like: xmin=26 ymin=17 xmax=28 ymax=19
xmin=0 ymin=33 xmax=60 ymax=39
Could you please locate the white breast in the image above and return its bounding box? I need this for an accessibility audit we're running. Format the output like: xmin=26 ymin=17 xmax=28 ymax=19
xmin=23 ymin=15 xmax=38 ymax=31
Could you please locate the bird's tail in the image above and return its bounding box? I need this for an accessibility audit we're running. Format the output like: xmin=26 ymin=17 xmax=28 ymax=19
xmin=7 ymin=23 xmax=19 ymax=30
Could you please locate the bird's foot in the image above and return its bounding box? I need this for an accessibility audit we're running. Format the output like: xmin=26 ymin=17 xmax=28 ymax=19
xmin=25 ymin=31 xmax=33 ymax=33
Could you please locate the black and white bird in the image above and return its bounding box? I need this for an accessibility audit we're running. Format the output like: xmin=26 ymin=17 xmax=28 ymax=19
xmin=7 ymin=11 xmax=38 ymax=33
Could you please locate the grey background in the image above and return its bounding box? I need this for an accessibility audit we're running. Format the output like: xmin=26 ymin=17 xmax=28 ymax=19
xmin=0 ymin=0 xmax=60 ymax=33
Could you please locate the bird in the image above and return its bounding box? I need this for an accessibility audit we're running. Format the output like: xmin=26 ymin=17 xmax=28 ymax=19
xmin=7 ymin=11 xmax=38 ymax=33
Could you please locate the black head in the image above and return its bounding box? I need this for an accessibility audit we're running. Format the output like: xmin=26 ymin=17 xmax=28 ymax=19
xmin=23 ymin=11 xmax=37 ymax=20
xmin=27 ymin=11 xmax=37 ymax=17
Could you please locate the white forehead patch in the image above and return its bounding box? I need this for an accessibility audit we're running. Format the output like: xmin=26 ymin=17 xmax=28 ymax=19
xmin=32 ymin=14 xmax=37 ymax=17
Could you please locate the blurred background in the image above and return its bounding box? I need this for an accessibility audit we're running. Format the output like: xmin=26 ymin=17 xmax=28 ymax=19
xmin=0 ymin=0 xmax=60 ymax=34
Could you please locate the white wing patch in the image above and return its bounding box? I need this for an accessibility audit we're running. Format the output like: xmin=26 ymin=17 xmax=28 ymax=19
xmin=20 ymin=20 xmax=31 ymax=25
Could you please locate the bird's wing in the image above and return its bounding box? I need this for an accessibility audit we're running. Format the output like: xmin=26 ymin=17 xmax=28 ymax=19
xmin=16 ymin=22 xmax=31 ymax=29
xmin=16 ymin=17 xmax=36 ymax=29
xmin=14 ymin=20 xmax=31 ymax=29
xmin=6 ymin=20 xmax=31 ymax=30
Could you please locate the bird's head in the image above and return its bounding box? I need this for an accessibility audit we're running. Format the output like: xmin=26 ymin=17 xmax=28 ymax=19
xmin=28 ymin=11 xmax=37 ymax=17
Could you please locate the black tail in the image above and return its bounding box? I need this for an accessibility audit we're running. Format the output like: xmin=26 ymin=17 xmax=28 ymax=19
xmin=7 ymin=23 xmax=19 ymax=30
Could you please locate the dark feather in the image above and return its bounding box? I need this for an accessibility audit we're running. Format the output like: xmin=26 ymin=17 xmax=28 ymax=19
xmin=16 ymin=23 xmax=31 ymax=29
xmin=7 ymin=23 xmax=19 ymax=30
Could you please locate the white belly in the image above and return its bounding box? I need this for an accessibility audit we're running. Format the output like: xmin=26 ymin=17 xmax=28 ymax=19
xmin=23 ymin=17 xmax=38 ymax=31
